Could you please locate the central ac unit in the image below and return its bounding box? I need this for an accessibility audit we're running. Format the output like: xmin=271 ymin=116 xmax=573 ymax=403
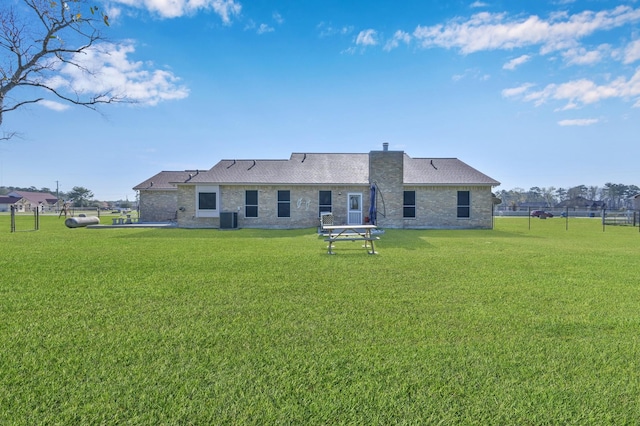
xmin=220 ymin=211 xmax=238 ymax=229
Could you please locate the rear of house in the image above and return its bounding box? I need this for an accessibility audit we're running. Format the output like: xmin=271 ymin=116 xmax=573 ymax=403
xmin=135 ymin=146 xmax=499 ymax=230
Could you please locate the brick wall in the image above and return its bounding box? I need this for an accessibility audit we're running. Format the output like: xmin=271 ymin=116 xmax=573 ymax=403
xmin=222 ymin=185 xmax=371 ymax=229
xmin=174 ymin=182 xmax=494 ymax=230
xmin=369 ymin=150 xmax=404 ymax=228
xmin=176 ymin=185 xmax=219 ymax=228
xmin=408 ymin=186 xmax=494 ymax=229
xmin=139 ymin=190 xmax=178 ymax=222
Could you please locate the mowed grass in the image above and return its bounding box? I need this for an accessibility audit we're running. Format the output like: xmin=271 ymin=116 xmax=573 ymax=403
xmin=1 ymin=215 xmax=639 ymax=424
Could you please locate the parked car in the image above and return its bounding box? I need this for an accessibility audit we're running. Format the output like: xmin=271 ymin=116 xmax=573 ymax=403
xmin=531 ymin=210 xmax=553 ymax=218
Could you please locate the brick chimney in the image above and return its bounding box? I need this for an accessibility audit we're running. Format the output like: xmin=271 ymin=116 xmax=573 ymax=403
xmin=369 ymin=143 xmax=404 ymax=228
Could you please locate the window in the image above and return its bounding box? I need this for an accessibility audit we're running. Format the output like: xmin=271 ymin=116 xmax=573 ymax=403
xmin=457 ymin=191 xmax=470 ymax=218
xmin=198 ymin=192 xmax=217 ymax=210
xmin=403 ymin=191 xmax=416 ymax=218
xmin=196 ymin=185 xmax=219 ymax=217
xmin=349 ymin=194 xmax=360 ymax=210
xmin=278 ymin=190 xmax=290 ymax=218
xmin=245 ymin=190 xmax=258 ymax=218
xmin=319 ymin=190 xmax=332 ymax=216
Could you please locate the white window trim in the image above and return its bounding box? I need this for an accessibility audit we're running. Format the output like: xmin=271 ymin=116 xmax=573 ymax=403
xmin=196 ymin=185 xmax=220 ymax=218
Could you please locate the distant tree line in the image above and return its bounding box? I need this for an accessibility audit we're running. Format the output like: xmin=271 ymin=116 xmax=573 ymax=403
xmin=0 ymin=185 xmax=131 ymax=209
xmin=495 ymin=183 xmax=640 ymax=211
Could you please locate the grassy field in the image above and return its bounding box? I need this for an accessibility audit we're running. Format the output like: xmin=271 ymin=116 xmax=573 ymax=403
xmin=1 ymin=215 xmax=639 ymax=424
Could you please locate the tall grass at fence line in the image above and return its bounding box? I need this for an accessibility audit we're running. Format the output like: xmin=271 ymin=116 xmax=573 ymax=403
xmin=1 ymin=216 xmax=639 ymax=424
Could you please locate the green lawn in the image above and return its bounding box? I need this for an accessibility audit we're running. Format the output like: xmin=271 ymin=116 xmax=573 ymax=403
xmin=1 ymin=215 xmax=639 ymax=424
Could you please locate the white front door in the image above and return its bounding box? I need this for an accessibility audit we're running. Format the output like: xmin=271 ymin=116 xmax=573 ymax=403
xmin=347 ymin=193 xmax=362 ymax=225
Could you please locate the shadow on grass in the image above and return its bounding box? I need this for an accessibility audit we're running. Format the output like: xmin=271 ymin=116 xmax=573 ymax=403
xmin=110 ymin=227 xmax=316 ymax=240
xmin=106 ymin=226 xmax=535 ymax=245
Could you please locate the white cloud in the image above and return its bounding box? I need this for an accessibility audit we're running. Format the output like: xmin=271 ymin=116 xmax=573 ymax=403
xmin=317 ymin=22 xmax=353 ymax=38
xmin=272 ymin=12 xmax=284 ymax=25
xmin=452 ymin=68 xmax=491 ymax=82
xmin=46 ymin=42 xmax=189 ymax=106
xmin=104 ymin=6 xmax=122 ymax=21
xmin=502 ymin=83 xmax=535 ymax=98
xmin=257 ymin=23 xmax=274 ymax=34
xmin=356 ymin=29 xmax=378 ymax=46
xmin=412 ymin=6 xmax=640 ymax=55
xmin=562 ymin=44 xmax=610 ymax=65
xmin=337 ymin=4 xmax=640 ymax=113
xmin=503 ymin=54 xmax=531 ymax=70
xmin=623 ymin=39 xmax=640 ymax=64
xmin=504 ymin=68 xmax=640 ymax=108
xmin=251 ymin=11 xmax=282 ymax=34
xmin=384 ymin=30 xmax=412 ymax=51
xmin=38 ymin=100 xmax=70 ymax=112
xmin=108 ymin=0 xmax=241 ymax=22
xmin=558 ymin=118 xmax=599 ymax=126
xmin=212 ymin=0 xmax=242 ymax=24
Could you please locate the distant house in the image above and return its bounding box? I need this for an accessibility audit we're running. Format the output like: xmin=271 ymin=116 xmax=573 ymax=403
xmin=556 ymin=197 xmax=605 ymax=210
xmin=2 ymin=191 xmax=58 ymax=212
xmin=134 ymin=146 xmax=500 ymax=229
xmin=517 ymin=201 xmax=552 ymax=211
xmin=0 ymin=196 xmax=22 ymax=212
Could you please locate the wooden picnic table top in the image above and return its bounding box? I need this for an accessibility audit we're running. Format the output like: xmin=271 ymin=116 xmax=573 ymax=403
xmin=323 ymin=224 xmax=377 ymax=230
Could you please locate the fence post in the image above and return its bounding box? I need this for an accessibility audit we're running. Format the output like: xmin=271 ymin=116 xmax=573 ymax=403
xmin=10 ymin=205 xmax=16 ymax=233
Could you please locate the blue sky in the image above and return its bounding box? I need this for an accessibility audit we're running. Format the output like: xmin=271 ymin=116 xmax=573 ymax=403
xmin=1 ymin=0 xmax=639 ymax=200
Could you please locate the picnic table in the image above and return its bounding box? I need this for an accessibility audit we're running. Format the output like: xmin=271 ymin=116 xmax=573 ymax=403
xmin=323 ymin=224 xmax=379 ymax=255
xmin=111 ymin=215 xmax=139 ymax=225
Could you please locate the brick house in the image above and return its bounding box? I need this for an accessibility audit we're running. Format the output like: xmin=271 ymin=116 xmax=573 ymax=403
xmin=134 ymin=145 xmax=500 ymax=229
xmin=4 ymin=191 xmax=58 ymax=212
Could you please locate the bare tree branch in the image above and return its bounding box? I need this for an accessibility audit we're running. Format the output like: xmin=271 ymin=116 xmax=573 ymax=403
xmin=0 ymin=131 xmax=17 ymax=140
xmin=0 ymin=0 xmax=119 ymax=132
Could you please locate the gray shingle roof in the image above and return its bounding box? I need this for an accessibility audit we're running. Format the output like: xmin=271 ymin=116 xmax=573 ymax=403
xmin=8 ymin=191 xmax=58 ymax=204
xmin=403 ymin=156 xmax=500 ymax=186
xmin=137 ymin=152 xmax=499 ymax=188
xmin=133 ymin=170 xmax=200 ymax=190
xmin=188 ymin=153 xmax=370 ymax=185
xmin=0 ymin=196 xmax=21 ymax=204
